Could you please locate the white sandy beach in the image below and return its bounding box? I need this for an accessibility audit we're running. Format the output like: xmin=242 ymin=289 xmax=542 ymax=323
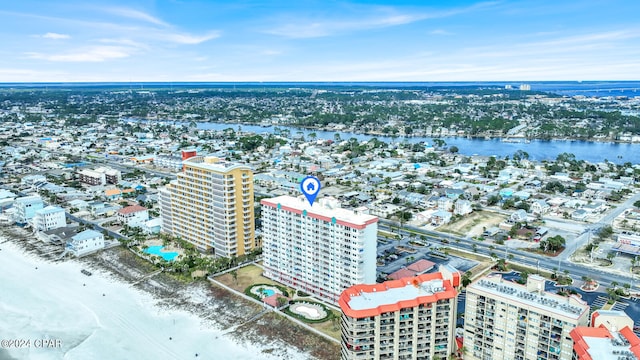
xmin=0 ymin=237 xmax=309 ymax=360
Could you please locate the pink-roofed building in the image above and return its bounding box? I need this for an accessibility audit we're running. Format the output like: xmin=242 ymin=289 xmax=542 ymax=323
xmin=263 ymin=293 xmax=289 ymax=308
xmin=387 ymin=268 xmax=416 ymax=280
xmin=407 ymin=259 xmax=436 ymax=274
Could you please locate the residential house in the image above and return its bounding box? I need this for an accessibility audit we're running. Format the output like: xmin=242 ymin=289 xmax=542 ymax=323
xmin=0 ymin=189 xmax=16 ymax=209
xmin=531 ymin=199 xmax=550 ymax=215
xmin=445 ymin=188 xmax=465 ymax=199
xmin=66 ymin=229 xmax=104 ymax=256
xmin=117 ymin=205 xmax=149 ymax=228
xmin=582 ymin=201 xmax=607 ymax=214
xmin=437 ymin=197 xmax=454 ymax=211
xmin=33 ymin=205 xmax=66 ymax=232
xmin=105 ymin=188 xmax=122 ymax=200
xmin=67 ymin=199 xmax=89 ymax=211
xmin=454 ymin=199 xmax=472 ymax=216
xmin=431 ymin=209 xmax=452 ymax=226
xmin=499 ymin=188 xmax=514 ymax=199
xmin=510 ymin=209 xmax=528 ymax=223
xmin=142 ymin=218 xmax=162 ymax=234
xmin=13 ymin=195 xmax=44 ymax=225
xmin=37 ymin=225 xmax=78 ymax=244
xmin=572 ymin=209 xmax=588 ymax=221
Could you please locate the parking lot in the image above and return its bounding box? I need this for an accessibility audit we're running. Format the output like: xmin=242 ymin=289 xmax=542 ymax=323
xmin=376 ymin=235 xmax=478 ymax=280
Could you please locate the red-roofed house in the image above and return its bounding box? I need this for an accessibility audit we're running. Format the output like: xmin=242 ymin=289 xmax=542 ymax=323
xmin=388 ymin=259 xmax=436 ymax=280
xmin=387 ymin=268 xmax=415 ymax=280
xmin=407 ymin=259 xmax=436 ymax=274
xmin=117 ymin=205 xmax=149 ymax=228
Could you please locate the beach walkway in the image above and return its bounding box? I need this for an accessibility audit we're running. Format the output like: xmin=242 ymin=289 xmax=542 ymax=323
xmin=132 ymin=269 xmax=163 ymax=285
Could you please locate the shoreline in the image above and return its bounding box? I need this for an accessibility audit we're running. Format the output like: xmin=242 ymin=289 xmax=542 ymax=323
xmin=0 ymin=227 xmax=338 ymax=360
xmin=136 ymin=118 xmax=635 ymax=145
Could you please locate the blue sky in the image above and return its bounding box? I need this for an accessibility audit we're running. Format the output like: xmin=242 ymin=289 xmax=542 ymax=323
xmin=1 ymin=0 xmax=639 ymax=82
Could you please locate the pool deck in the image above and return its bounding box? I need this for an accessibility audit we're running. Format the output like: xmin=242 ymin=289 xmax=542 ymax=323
xmin=290 ymin=302 xmax=327 ymax=320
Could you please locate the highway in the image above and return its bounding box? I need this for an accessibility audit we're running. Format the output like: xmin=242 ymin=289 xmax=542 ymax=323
xmin=378 ymin=219 xmax=637 ymax=289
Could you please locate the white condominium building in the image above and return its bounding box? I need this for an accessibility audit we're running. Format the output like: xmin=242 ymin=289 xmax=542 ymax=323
xmin=261 ymin=195 xmax=378 ymax=304
xmin=464 ymin=274 xmax=590 ymax=360
xmin=339 ymin=265 xmax=461 ymax=360
xmin=159 ymin=156 xmax=254 ymax=257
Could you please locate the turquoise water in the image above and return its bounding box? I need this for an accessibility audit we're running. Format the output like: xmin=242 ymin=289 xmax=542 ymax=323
xmin=144 ymin=246 xmax=178 ymax=261
xmin=261 ymin=289 xmax=275 ymax=297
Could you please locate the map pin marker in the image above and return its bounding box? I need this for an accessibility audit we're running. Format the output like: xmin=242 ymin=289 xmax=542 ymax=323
xmin=300 ymin=176 xmax=321 ymax=206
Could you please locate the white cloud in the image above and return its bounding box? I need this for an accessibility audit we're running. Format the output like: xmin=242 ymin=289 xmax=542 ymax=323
xmin=164 ymin=31 xmax=221 ymax=44
xmin=42 ymin=32 xmax=70 ymax=40
xmin=429 ymin=29 xmax=453 ymax=35
xmin=26 ymin=46 xmax=133 ymax=62
xmin=102 ymin=7 xmax=169 ymax=27
xmin=264 ymin=1 xmax=497 ymax=38
xmin=264 ymin=14 xmax=426 ymax=39
xmin=99 ymin=38 xmax=149 ymax=49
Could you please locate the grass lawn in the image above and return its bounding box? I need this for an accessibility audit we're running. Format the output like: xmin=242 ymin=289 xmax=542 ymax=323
xmin=445 ymin=247 xmax=491 ymax=262
xmin=379 ymin=230 xmax=397 ymax=239
xmin=216 ymin=264 xmax=282 ymax=292
xmin=438 ymin=211 xmax=506 ymax=237
xmin=308 ymin=310 xmax=342 ymax=341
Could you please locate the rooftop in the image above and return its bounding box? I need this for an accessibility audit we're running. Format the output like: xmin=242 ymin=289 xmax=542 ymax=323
xmin=470 ymin=274 xmax=588 ymax=319
xmin=36 ymin=205 xmax=64 ymax=215
xmin=339 ymin=268 xmax=460 ymax=318
xmin=183 ymin=156 xmax=252 ymax=173
xmin=117 ymin=205 xmax=148 ymax=215
xmin=15 ymin=195 xmax=42 ymax=204
xmin=572 ymin=326 xmax=640 ymax=360
xmin=261 ymin=195 xmax=378 ymax=229
xmin=71 ymin=229 xmax=102 ymax=242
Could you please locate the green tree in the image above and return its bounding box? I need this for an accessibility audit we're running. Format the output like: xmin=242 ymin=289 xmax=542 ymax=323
xmin=462 ymin=271 xmax=473 ymax=287
xmin=540 ymin=235 xmax=565 ymax=252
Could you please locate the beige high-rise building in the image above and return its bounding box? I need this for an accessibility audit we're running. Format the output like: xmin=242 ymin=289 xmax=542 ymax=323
xmin=338 ymin=265 xmax=461 ymax=360
xmin=159 ymin=156 xmax=254 ymax=257
xmin=464 ymin=274 xmax=590 ymax=360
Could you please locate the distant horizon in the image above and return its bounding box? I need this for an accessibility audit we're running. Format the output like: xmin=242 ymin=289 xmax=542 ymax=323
xmin=1 ymin=1 xmax=639 ymax=82
xmin=1 ymin=80 xmax=640 ymax=85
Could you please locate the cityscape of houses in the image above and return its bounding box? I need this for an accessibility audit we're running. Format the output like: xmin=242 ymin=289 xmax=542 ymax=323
xmin=2 ymin=89 xmax=640 ymax=360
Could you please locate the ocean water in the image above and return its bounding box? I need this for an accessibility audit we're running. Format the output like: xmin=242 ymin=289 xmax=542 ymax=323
xmin=0 ymin=239 xmax=309 ymax=360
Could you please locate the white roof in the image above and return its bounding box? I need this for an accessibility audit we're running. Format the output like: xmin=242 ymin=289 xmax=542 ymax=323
xmin=263 ymin=195 xmax=377 ymax=226
xmin=348 ymin=279 xmax=446 ymax=310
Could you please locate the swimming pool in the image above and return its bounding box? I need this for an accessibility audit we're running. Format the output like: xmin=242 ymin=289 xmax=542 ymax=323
xmin=261 ymin=289 xmax=275 ymax=297
xmin=144 ymin=246 xmax=179 ymax=261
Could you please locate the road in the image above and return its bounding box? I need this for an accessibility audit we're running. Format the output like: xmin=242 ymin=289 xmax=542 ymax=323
xmin=379 ymin=219 xmax=638 ymax=289
xmin=556 ymin=191 xmax=640 ymax=261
